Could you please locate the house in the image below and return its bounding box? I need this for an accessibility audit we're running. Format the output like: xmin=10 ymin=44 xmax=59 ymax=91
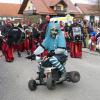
xmin=75 ymin=3 xmax=100 ymax=23
xmin=18 ymin=0 xmax=80 ymax=17
xmin=0 ymin=3 xmax=23 ymax=22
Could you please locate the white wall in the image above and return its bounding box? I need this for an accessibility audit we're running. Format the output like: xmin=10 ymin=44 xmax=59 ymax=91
xmin=84 ymin=15 xmax=90 ymax=21
xmin=0 ymin=0 xmax=23 ymax=4
xmin=84 ymin=15 xmax=100 ymax=22
xmin=71 ymin=0 xmax=96 ymax=4
xmin=0 ymin=16 xmax=22 ymax=21
xmin=95 ymin=16 xmax=99 ymax=21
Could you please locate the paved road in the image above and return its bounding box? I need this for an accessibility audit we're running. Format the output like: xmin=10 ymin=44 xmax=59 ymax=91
xmin=0 ymin=49 xmax=100 ymax=100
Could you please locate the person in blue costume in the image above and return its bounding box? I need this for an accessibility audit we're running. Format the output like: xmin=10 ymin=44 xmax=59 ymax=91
xmin=27 ymin=22 xmax=68 ymax=81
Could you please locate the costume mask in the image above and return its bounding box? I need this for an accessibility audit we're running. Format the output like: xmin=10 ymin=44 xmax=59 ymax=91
xmin=50 ymin=27 xmax=58 ymax=39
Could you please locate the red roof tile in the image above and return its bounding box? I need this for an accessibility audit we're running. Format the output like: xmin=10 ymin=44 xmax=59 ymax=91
xmin=32 ymin=0 xmax=56 ymax=15
xmin=0 ymin=3 xmax=22 ymax=17
xmin=43 ymin=0 xmax=58 ymax=6
xmin=19 ymin=0 xmax=80 ymax=15
xmin=76 ymin=3 xmax=100 ymax=15
xmin=64 ymin=0 xmax=80 ymax=14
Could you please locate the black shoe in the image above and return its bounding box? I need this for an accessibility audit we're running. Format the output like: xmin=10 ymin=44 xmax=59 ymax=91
xmin=27 ymin=51 xmax=30 ymax=55
xmin=26 ymin=54 xmax=36 ymax=60
xmin=18 ymin=52 xmax=21 ymax=57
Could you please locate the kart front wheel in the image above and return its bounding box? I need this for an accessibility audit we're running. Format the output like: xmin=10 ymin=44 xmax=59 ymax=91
xmin=46 ymin=73 xmax=56 ymax=90
xmin=28 ymin=79 xmax=37 ymax=91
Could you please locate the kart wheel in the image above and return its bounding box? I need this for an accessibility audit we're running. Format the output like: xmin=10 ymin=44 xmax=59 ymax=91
xmin=28 ymin=80 xmax=37 ymax=91
xmin=47 ymin=73 xmax=56 ymax=90
xmin=67 ymin=71 xmax=80 ymax=83
xmin=56 ymin=81 xmax=64 ymax=84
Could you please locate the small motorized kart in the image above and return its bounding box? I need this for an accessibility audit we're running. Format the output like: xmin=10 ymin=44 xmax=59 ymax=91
xmin=26 ymin=55 xmax=80 ymax=90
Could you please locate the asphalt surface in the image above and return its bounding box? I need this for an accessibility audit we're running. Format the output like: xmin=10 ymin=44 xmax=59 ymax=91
xmin=0 ymin=49 xmax=100 ymax=100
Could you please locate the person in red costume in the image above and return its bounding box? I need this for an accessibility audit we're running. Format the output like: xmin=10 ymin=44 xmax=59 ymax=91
xmin=16 ymin=19 xmax=27 ymax=57
xmin=38 ymin=15 xmax=50 ymax=42
xmin=23 ymin=20 xmax=32 ymax=55
xmin=1 ymin=19 xmax=14 ymax=62
xmin=69 ymin=18 xmax=83 ymax=58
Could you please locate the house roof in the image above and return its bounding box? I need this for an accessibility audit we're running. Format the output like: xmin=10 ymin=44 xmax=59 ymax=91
xmin=76 ymin=3 xmax=100 ymax=15
xmin=32 ymin=0 xmax=56 ymax=15
xmin=64 ymin=0 xmax=80 ymax=14
xmin=43 ymin=0 xmax=59 ymax=6
xmin=18 ymin=0 xmax=56 ymax=15
xmin=18 ymin=0 xmax=80 ymax=15
xmin=0 ymin=3 xmax=22 ymax=17
xmin=44 ymin=0 xmax=80 ymax=14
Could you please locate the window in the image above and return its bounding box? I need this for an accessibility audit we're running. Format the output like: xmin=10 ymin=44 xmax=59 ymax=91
xmin=64 ymin=7 xmax=67 ymax=11
xmin=28 ymin=6 xmax=30 ymax=10
xmin=56 ymin=6 xmax=61 ymax=11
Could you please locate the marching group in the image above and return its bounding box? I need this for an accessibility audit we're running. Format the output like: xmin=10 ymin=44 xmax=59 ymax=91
xmin=0 ymin=15 xmax=100 ymax=62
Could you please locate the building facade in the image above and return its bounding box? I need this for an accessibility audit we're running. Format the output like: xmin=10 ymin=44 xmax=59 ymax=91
xmin=0 ymin=3 xmax=23 ymax=24
xmin=18 ymin=0 xmax=80 ymax=16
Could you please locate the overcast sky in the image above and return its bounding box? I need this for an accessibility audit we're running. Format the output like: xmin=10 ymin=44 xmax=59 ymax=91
xmin=0 ymin=0 xmax=23 ymax=4
xmin=0 ymin=0 xmax=96 ymax=4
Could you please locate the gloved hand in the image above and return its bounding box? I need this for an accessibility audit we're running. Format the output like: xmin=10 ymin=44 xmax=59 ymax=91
xmin=47 ymin=50 xmax=55 ymax=57
xmin=26 ymin=54 xmax=36 ymax=60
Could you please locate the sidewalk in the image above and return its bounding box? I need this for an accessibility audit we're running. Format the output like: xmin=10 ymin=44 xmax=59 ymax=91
xmin=82 ymin=48 xmax=100 ymax=56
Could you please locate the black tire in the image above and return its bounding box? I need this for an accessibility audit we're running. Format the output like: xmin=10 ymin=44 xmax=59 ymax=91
xmin=56 ymin=81 xmax=64 ymax=84
xmin=46 ymin=73 xmax=56 ymax=90
xmin=28 ymin=80 xmax=37 ymax=91
xmin=67 ymin=71 xmax=80 ymax=83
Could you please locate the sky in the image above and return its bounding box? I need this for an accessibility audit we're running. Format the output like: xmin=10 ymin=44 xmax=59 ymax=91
xmin=71 ymin=0 xmax=96 ymax=4
xmin=0 ymin=0 xmax=97 ymax=4
xmin=0 ymin=0 xmax=23 ymax=4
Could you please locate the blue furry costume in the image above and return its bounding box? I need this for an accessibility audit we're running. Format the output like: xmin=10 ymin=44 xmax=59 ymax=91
xmin=34 ymin=22 xmax=67 ymax=75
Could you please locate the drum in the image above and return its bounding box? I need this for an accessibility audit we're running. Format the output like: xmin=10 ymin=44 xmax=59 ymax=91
xmin=72 ymin=27 xmax=82 ymax=42
xmin=7 ymin=27 xmax=26 ymax=45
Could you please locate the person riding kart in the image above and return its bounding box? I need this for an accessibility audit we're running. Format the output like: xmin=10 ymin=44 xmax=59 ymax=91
xmin=26 ymin=22 xmax=68 ymax=81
